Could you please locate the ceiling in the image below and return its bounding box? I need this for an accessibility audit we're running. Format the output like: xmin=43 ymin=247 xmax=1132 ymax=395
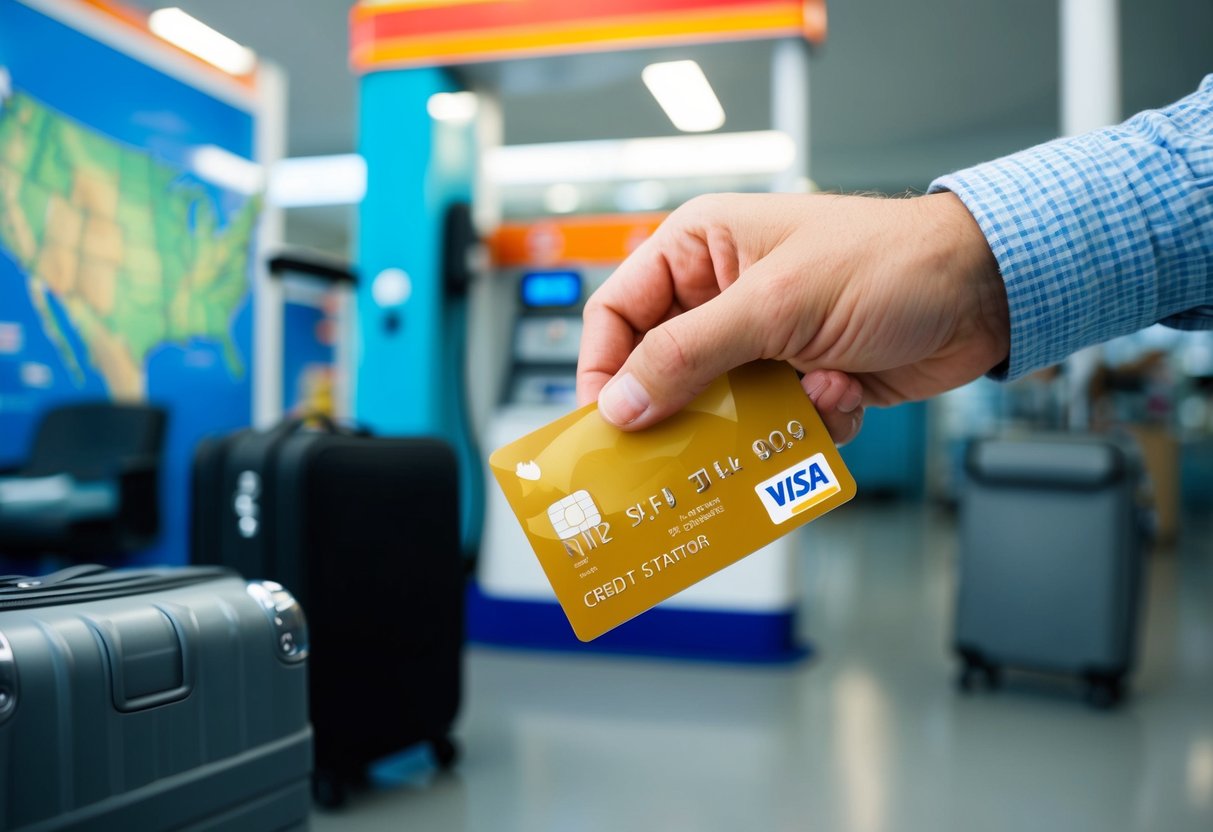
xmin=125 ymin=0 xmax=1212 ymax=250
xmin=125 ymin=0 xmax=1064 ymax=162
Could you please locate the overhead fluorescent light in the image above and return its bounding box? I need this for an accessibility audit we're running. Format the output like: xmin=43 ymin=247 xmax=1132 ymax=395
xmin=641 ymin=60 xmax=725 ymax=133
xmin=190 ymin=145 xmax=264 ymax=195
xmin=543 ymin=183 xmax=580 ymax=214
xmin=486 ymin=131 xmax=795 ymax=186
xmin=267 ymin=154 xmax=367 ymax=208
xmin=427 ymin=91 xmax=478 ymax=123
xmin=149 ymin=7 xmax=257 ymax=76
xmin=615 ymin=180 xmax=669 ymax=212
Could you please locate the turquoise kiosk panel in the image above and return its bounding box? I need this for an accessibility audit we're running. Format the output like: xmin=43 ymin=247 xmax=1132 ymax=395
xmin=356 ymin=68 xmax=481 ymax=552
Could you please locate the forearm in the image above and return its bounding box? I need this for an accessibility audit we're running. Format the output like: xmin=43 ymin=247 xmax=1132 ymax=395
xmin=930 ymin=75 xmax=1213 ymax=379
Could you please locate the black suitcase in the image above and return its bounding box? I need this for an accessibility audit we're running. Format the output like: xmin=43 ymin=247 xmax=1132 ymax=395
xmin=0 ymin=564 xmax=311 ymax=830
xmin=191 ymin=419 xmax=463 ymax=805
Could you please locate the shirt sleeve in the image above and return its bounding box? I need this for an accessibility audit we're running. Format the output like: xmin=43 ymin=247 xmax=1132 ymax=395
xmin=929 ymin=75 xmax=1213 ymax=380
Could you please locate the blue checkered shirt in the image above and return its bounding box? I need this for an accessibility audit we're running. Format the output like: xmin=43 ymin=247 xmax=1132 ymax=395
xmin=930 ymin=74 xmax=1213 ymax=380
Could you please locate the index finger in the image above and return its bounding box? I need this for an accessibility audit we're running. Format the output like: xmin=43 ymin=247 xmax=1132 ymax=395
xmin=576 ymin=219 xmax=728 ymax=406
xmin=576 ymin=238 xmax=678 ymax=406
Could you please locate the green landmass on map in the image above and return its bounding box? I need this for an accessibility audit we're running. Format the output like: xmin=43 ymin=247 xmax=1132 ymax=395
xmin=0 ymin=90 xmax=257 ymax=399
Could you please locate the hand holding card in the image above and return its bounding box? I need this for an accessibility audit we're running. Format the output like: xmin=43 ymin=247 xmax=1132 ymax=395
xmin=489 ymin=361 xmax=856 ymax=641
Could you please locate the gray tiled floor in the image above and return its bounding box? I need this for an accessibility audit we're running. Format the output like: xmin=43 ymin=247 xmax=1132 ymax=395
xmin=313 ymin=503 xmax=1213 ymax=832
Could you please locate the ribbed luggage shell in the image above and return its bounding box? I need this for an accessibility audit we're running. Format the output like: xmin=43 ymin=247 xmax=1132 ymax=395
xmin=0 ymin=569 xmax=312 ymax=831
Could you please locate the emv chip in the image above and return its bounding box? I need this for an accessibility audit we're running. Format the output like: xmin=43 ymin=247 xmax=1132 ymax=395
xmin=547 ymin=490 xmax=601 ymax=540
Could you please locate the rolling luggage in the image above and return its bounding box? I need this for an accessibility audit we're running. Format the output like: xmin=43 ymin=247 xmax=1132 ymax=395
xmin=954 ymin=435 xmax=1147 ymax=708
xmin=0 ymin=564 xmax=311 ymax=831
xmin=191 ymin=420 xmax=463 ymax=805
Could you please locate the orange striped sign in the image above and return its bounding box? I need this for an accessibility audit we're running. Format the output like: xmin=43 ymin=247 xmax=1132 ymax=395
xmin=489 ymin=213 xmax=669 ymax=267
xmin=350 ymin=0 xmax=826 ymax=73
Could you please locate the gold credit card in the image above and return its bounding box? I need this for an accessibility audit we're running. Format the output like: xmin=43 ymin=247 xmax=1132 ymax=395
xmin=488 ymin=361 xmax=856 ymax=641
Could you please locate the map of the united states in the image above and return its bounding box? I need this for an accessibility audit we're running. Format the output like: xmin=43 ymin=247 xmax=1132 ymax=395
xmin=0 ymin=90 xmax=256 ymax=400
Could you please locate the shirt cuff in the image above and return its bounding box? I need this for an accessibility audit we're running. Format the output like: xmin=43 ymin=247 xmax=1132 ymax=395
xmin=928 ymin=135 xmax=1159 ymax=381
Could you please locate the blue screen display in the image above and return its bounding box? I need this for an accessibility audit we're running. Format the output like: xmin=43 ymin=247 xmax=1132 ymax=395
xmin=521 ymin=271 xmax=582 ymax=308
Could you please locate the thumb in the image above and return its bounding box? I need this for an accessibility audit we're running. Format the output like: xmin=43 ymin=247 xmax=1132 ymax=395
xmin=597 ymin=283 xmax=767 ymax=430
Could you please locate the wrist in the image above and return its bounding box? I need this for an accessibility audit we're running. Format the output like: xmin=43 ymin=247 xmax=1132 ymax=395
xmin=926 ymin=192 xmax=1010 ymax=375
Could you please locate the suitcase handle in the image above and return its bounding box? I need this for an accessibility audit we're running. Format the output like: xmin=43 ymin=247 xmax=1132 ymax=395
xmin=280 ymin=413 xmax=372 ymax=438
xmin=0 ymin=565 xmax=237 ymax=608
xmin=0 ymin=563 xmax=109 ymax=589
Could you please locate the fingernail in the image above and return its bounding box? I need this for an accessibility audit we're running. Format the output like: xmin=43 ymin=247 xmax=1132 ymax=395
xmin=838 ymin=388 xmax=863 ymax=414
xmin=804 ymin=372 xmax=829 ymax=402
xmin=599 ymin=373 xmax=651 ymax=426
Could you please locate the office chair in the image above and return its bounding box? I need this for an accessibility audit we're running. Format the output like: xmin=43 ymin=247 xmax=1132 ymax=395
xmin=0 ymin=403 xmax=168 ymax=558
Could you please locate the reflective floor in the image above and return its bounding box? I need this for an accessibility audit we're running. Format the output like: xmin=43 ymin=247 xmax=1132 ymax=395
xmin=313 ymin=504 xmax=1213 ymax=832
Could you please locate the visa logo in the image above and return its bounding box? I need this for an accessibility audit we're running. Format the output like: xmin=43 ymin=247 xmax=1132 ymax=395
xmin=754 ymin=453 xmax=841 ymax=524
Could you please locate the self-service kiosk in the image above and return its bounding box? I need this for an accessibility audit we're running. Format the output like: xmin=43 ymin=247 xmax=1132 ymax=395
xmin=352 ymin=0 xmax=830 ymax=661
xmin=468 ymin=216 xmax=803 ymax=661
xmin=498 ymin=269 xmax=586 ymax=409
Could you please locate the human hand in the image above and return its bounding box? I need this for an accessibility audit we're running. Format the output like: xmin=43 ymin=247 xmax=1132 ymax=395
xmin=576 ymin=192 xmax=1009 ymax=445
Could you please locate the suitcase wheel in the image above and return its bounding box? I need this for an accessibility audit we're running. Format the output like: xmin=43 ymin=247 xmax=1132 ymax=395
xmin=1083 ymin=675 xmax=1125 ymax=710
xmin=957 ymin=652 xmax=1001 ymax=693
xmin=431 ymin=736 xmax=459 ymax=771
xmin=312 ymin=771 xmax=350 ymax=809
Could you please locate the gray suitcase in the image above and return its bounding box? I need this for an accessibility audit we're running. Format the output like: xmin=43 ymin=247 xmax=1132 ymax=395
xmin=0 ymin=565 xmax=312 ymax=830
xmin=954 ymin=435 xmax=1146 ymax=708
